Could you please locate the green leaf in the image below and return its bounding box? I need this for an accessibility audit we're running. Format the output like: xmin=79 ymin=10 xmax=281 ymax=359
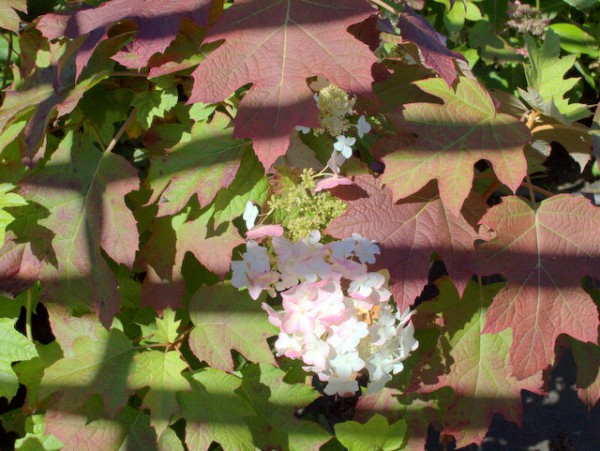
xmin=548 ymin=23 xmax=599 ymax=58
xmin=177 ymin=368 xmax=254 ymax=450
xmin=133 ymin=85 xmax=179 ymax=129
xmin=40 ymin=328 xmax=134 ymax=416
xmin=14 ymin=414 xmax=63 ymax=451
xmin=128 ymin=350 xmax=189 ymax=437
xmin=14 ymin=341 xmax=62 ymax=408
xmin=238 ymin=364 xmax=331 ymax=451
xmin=0 ymin=317 xmax=38 ymax=401
xmin=334 ymin=415 xmax=407 ymax=451
xmin=0 ymin=183 xmax=26 ymax=245
xmin=188 ymin=283 xmax=277 ymax=372
xmin=153 ymin=308 xmax=180 ymax=344
xmin=146 ymin=113 xmax=248 ymax=217
xmin=524 ymin=30 xmax=591 ymax=121
xmin=158 ymin=427 xmax=184 ymax=451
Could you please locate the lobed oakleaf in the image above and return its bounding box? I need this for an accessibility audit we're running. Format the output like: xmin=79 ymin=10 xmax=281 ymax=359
xmin=0 ymin=317 xmax=38 ymax=401
xmin=16 ymin=131 xmax=139 ymax=328
xmin=326 ymin=175 xmax=481 ymax=312
xmin=37 ymin=0 xmax=212 ymax=79
xmin=147 ymin=114 xmax=249 ymax=217
xmin=470 ymin=195 xmax=600 ymax=379
xmin=153 ymin=308 xmax=180 ymax=344
xmin=410 ymin=279 xmax=543 ymax=447
xmin=189 ymin=0 xmax=376 ymax=170
xmin=378 ymin=76 xmax=530 ymax=215
xmin=237 ymin=363 xmax=331 ymax=450
xmin=177 ymin=368 xmax=254 ymax=450
xmin=128 ymin=350 xmax=190 ymax=437
xmin=524 ymin=30 xmax=591 ymax=122
xmin=40 ymin=328 xmax=135 ymax=417
xmin=188 ymin=283 xmax=277 ymax=372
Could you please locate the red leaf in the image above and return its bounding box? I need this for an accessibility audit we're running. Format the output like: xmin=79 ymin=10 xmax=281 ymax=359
xmin=398 ymin=4 xmax=463 ymax=86
xmin=326 ymin=175 xmax=482 ymax=312
xmin=37 ymin=0 xmax=212 ymax=79
xmin=470 ymin=195 xmax=600 ymax=379
xmin=189 ymin=0 xmax=376 ymax=170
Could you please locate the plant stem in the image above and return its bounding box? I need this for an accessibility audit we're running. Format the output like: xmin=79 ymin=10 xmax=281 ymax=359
xmin=87 ymin=120 xmax=107 ymax=152
xmin=105 ymin=109 xmax=136 ymax=154
xmin=25 ymin=290 xmax=33 ymax=342
xmin=520 ymin=180 xmax=554 ymax=199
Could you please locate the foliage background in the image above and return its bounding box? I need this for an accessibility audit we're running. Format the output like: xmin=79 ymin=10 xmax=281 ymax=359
xmin=0 ymin=0 xmax=600 ymax=449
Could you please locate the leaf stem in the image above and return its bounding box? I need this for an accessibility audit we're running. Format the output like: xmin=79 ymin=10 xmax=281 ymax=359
xmin=2 ymin=33 xmax=13 ymax=91
xmin=105 ymin=109 xmax=136 ymax=154
xmin=87 ymin=120 xmax=107 ymax=152
xmin=369 ymin=0 xmax=400 ymax=15
xmin=25 ymin=290 xmax=33 ymax=342
xmin=525 ymin=111 xmax=539 ymax=129
xmin=482 ymin=180 xmax=501 ymax=202
xmin=521 ymin=180 xmax=553 ymax=199
xmin=524 ymin=174 xmax=537 ymax=204
xmin=531 ymin=123 xmax=589 ymax=134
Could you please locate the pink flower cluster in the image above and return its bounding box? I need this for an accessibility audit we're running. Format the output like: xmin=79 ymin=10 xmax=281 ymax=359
xmin=231 ymin=231 xmax=418 ymax=396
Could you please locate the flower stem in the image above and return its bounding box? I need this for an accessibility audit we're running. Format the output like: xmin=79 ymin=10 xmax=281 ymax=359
xmin=25 ymin=290 xmax=33 ymax=342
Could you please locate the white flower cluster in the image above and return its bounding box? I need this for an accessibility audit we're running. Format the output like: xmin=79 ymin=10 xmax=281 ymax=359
xmin=295 ymin=84 xmax=372 ymax=166
xmin=231 ymin=230 xmax=418 ymax=396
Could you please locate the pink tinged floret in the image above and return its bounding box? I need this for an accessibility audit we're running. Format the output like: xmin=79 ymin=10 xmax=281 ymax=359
xmin=261 ymin=302 xmax=283 ymax=328
xmin=328 ymin=254 xmax=367 ymax=281
xmin=273 ymin=233 xmax=330 ymax=288
xmin=327 ymin=151 xmax=347 ymax=175
xmin=274 ymin=333 xmax=303 ymax=359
